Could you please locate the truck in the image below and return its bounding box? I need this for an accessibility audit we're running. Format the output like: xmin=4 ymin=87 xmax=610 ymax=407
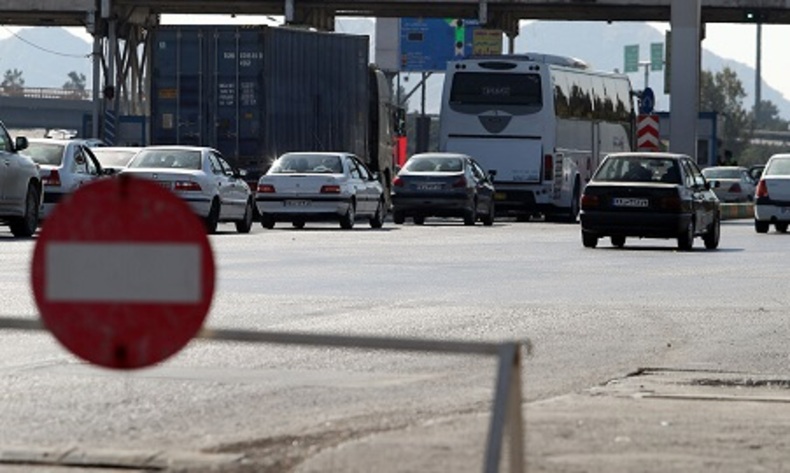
xmin=149 ymin=25 xmax=403 ymax=192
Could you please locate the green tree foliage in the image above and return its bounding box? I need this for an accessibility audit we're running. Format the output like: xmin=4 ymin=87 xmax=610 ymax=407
xmin=699 ymin=67 xmax=751 ymax=159
xmin=1 ymin=68 xmax=25 ymax=95
xmin=751 ymin=99 xmax=789 ymax=132
xmin=62 ymin=71 xmax=88 ymax=99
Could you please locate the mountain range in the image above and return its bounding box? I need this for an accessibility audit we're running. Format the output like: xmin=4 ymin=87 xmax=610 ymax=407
xmin=0 ymin=20 xmax=786 ymax=118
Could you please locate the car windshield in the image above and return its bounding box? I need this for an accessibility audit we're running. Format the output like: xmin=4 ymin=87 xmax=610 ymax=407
xmin=594 ymin=156 xmax=681 ymax=184
xmin=23 ymin=142 xmax=65 ymax=165
xmin=702 ymin=168 xmax=743 ymax=179
xmin=765 ymin=158 xmax=790 ymax=176
xmin=404 ymin=157 xmax=463 ymax=173
xmin=92 ymin=149 xmax=138 ymax=167
xmin=128 ymin=150 xmax=202 ymax=170
xmin=269 ymin=155 xmax=343 ymax=174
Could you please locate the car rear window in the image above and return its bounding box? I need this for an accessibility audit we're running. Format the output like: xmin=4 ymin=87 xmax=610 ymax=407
xmin=129 ymin=150 xmax=201 ymax=170
xmin=270 ymin=155 xmax=343 ymax=174
xmin=404 ymin=157 xmax=463 ymax=173
xmin=23 ymin=142 xmax=64 ymax=165
xmin=702 ymin=168 xmax=742 ymax=179
xmin=594 ymin=157 xmax=681 ymax=184
xmin=765 ymin=158 xmax=790 ymax=176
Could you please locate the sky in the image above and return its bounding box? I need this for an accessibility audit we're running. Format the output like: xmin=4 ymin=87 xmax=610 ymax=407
xmin=1 ymin=15 xmax=788 ymax=107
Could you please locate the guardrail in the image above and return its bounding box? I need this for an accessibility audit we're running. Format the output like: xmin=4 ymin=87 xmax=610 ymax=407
xmin=719 ymin=203 xmax=754 ymax=220
xmin=0 ymin=316 xmax=532 ymax=473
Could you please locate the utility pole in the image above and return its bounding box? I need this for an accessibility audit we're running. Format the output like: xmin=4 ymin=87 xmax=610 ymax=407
xmin=755 ymin=22 xmax=763 ymax=124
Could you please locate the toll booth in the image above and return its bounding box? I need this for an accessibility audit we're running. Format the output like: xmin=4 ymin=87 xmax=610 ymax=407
xmin=655 ymin=111 xmax=721 ymax=168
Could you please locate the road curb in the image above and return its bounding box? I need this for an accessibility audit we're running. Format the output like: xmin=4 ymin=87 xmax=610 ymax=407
xmin=719 ymin=203 xmax=753 ymax=220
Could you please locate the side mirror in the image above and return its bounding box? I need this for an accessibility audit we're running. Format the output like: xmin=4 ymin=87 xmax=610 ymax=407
xmin=14 ymin=136 xmax=28 ymax=152
xmin=233 ymin=168 xmax=248 ymax=179
xmin=488 ymin=169 xmax=497 ymax=180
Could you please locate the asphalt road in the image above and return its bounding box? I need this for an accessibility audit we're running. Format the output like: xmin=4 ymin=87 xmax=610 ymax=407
xmin=0 ymin=217 xmax=788 ymax=472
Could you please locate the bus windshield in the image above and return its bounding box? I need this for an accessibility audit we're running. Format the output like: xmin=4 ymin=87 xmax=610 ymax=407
xmin=450 ymin=73 xmax=542 ymax=107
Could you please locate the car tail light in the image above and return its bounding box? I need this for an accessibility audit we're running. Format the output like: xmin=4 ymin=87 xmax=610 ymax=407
xmin=728 ymin=183 xmax=742 ymax=193
xmin=392 ymin=176 xmax=404 ymax=187
xmin=174 ymin=181 xmax=201 ymax=191
xmin=452 ymin=176 xmax=467 ymax=188
xmin=659 ymin=195 xmax=682 ymax=211
xmin=257 ymin=183 xmax=276 ymax=193
xmin=320 ymin=185 xmax=341 ymax=194
xmin=543 ymin=154 xmax=553 ymax=181
xmin=756 ymin=180 xmax=768 ymax=198
xmin=580 ymin=194 xmax=599 ymax=209
xmin=43 ymin=169 xmax=61 ymax=187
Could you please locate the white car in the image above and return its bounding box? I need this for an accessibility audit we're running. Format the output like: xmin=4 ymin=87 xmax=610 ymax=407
xmin=701 ymin=166 xmax=756 ymax=203
xmin=255 ymin=152 xmax=386 ymax=229
xmin=121 ymin=146 xmax=254 ymax=234
xmin=0 ymin=123 xmax=41 ymax=237
xmin=22 ymin=138 xmax=104 ymax=219
xmin=754 ymin=153 xmax=790 ymax=234
xmin=90 ymin=146 xmax=141 ymax=175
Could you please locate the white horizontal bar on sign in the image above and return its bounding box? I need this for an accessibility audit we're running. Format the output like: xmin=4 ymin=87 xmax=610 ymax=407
xmin=45 ymin=243 xmax=203 ymax=303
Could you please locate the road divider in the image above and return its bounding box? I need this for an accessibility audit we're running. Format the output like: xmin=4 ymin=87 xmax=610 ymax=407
xmin=720 ymin=203 xmax=754 ymax=220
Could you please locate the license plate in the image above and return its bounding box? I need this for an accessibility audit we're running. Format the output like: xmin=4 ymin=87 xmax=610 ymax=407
xmin=155 ymin=181 xmax=171 ymax=190
xmin=417 ymin=184 xmax=442 ymax=191
xmin=612 ymin=197 xmax=649 ymax=208
xmin=285 ymin=200 xmax=311 ymax=207
xmin=494 ymin=192 xmax=507 ymax=201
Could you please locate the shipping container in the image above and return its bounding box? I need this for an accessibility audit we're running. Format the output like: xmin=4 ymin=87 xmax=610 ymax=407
xmin=150 ymin=25 xmax=373 ymax=179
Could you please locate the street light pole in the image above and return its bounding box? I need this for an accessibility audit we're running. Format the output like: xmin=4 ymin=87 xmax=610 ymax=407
xmin=755 ymin=22 xmax=762 ymax=123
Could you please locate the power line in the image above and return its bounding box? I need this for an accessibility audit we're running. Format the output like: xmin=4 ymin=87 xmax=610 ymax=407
xmin=2 ymin=26 xmax=91 ymax=59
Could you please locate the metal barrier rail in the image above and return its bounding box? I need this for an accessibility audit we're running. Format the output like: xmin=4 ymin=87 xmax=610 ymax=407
xmin=0 ymin=316 xmax=532 ymax=473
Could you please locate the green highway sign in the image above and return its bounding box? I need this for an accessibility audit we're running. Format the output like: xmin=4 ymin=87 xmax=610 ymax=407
xmin=624 ymin=45 xmax=639 ymax=73
xmin=650 ymin=42 xmax=664 ymax=71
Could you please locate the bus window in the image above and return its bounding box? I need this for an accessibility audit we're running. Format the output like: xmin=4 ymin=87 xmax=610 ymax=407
xmin=450 ymin=72 xmax=542 ymax=108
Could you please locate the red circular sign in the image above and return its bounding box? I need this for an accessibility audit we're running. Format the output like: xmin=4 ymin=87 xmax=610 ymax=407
xmin=31 ymin=176 xmax=215 ymax=369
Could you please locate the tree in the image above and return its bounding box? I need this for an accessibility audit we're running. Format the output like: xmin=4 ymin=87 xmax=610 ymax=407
xmin=699 ymin=67 xmax=751 ymax=159
xmin=751 ymin=99 xmax=789 ymax=132
xmin=62 ymin=71 xmax=87 ymax=99
xmin=1 ymin=68 xmax=25 ymax=95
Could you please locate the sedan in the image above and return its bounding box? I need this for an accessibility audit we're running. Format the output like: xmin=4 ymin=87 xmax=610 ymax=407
xmin=255 ymin=152 xmax=386 ymax=230
xmin=90 ymin=146 xmax=141 ymax=175
xmin=754 ymin=153 xmax=790 ymax=233
xmin=390 ymin=152 xmax=495 ymax=226
xmin=0 ymin=123 xmax=41 ymax=237
xmin=22 ymin=138 xmax=104 ymax=218
xmin=580 ymin=152 xmax=720 ymax=251
xmin=700 ymin=166 xmax=756 ymax=202
xmin=121 ymin=146 xmax=254 ymax=234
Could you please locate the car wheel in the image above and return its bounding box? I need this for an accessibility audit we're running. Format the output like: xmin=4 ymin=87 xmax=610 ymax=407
xmin=235 ymin=200 xmax=254 ymax=234
xmin=755 ymin=219 xmax=770 ymax=234
xmin=260 ymin=214 xmax=275 ymax=229
xmin=582 ymin=231 xmax=598 ymax=248
xmin=703 ymin=215 xmax=721 ymax=249
xmin=393 ymin=209 xmax=405 ymax=225
xmin=562 ymin=180 xmax=581 ymax=223
xmin=292 ymin=221 xmax=305 ymax=229
xmin=481 ymin=201 xmax=495 ymax=226
xmin=677 ymin=220 xmax=695 ymax=251
xmin=610 ymin=235 xmax=626 ymax=248
xmin=369 ymin=199 xmax=385 ymax=229
xmin=204 ymin=198 xmax=220 ymax=234
xmin=776 ymin=222 xmax=788 ymax=233
xmin=413 ymin=215 xmax=425 ymax=225
xmin=9 ymin=184 xmax=39 ymax=238
xmin=340 ymin=201 xmax=356 ymax=229
xmin=463 ymin=202 xmax=476 ymax=226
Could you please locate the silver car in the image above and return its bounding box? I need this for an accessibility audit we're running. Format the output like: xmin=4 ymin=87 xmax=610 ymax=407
xmin=701 ymin=166 xmax=756 ymax=203
xmin=121 ymin=146 xmax=254 ymax=234
xmin=754 ymin=153 xmax=790 ymax=234
xmin=0 ymin=122 xmax=41 ymax=237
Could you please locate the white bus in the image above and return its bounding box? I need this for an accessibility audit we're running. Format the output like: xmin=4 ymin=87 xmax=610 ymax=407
xmin=438 ymin=54 xmax=635 ymax=221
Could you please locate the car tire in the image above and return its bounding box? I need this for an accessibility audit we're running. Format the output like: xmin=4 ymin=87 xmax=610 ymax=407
xmin=340 ymin=201 xmax=356 ymax=229
xmin=9 ymin=184 xmax=39 ymax=238
xmin=562 ymin=180 xmax=581 ymax=223
xmin=260 ymin=214 xmax=275 ymax=229
xmin=204 ymin=198 xmax=220 ymax=234
xmin=292 ymin=221 xmax=305 ymax=229
xmin=610 ymin=235 xmax=626 ymax=248
xmin=413 ymin=215 xmax=425 ymax=225
xmin=369 ymin=199 xmax=385 ymax=229
xmin=235 ymin=200 xmax=254 ymax=234
xmin=755 ymin=219 xmax=770 ymax=234
xmin=776 ymin=222 xmax=789 ymax=233
xmin=393 ymin=209 xmax=405 ymax=225
xmin=481 ymin=201 xmax=495 ymax=226
xmin=582 ymin=231 xmax=598 ymax=248
xmin=703 ymin=215 xmax=721 ymax=249
xmin=677 ymin=220 xmax=695 ymax=251
xmin=463 ymin=203 xmax=476 ymax=226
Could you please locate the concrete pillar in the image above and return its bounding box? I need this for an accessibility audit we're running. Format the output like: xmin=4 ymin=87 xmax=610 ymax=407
xmin=669 ymin=0 xmax=701 ymax=159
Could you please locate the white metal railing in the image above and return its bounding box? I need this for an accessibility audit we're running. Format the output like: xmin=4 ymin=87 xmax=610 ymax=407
xmin=0 ymin=316 xmax=531 ymax=472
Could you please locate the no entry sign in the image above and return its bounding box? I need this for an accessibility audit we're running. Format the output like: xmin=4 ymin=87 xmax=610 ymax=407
xmin=31 ymin=176 xmax=215 ymax=369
